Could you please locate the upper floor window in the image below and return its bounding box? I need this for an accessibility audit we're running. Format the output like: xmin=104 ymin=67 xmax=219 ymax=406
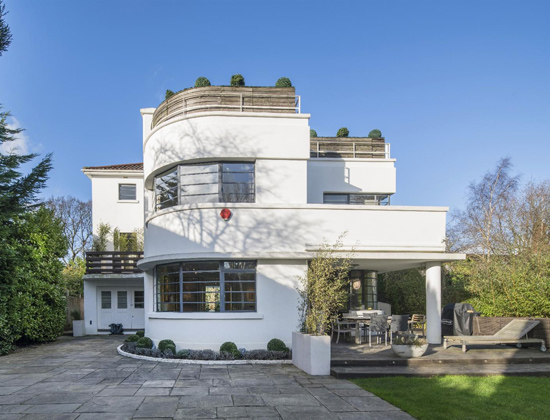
xmin=119 ymin=184 xmax=137 ymax=201
xmin=155 ymin=162 xmax=255 ymax=211
xmin=323 ymin=193 xmax=390 ymax=206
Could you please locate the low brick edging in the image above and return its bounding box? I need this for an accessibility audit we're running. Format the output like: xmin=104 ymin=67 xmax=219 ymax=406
xmin=117 ymin=345 xmax=292 ymax=365
xmin=473 ymin=317 xmax=550 ymax=347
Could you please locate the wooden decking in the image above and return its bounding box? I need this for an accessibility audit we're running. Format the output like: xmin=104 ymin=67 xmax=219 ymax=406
xmin=331 ymin=340 xmax=550 ymax=379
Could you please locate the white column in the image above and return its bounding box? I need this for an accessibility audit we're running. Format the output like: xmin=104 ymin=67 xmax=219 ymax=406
xmin=426 ymin=262 xmax=442 ymax=344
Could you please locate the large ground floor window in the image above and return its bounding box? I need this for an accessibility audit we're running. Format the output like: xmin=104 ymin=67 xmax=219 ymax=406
xmin=155 ymin=260 xmax=256 ymax=312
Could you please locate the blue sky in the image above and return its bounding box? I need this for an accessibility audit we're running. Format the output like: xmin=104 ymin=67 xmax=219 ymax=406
xmin=1 ymin=0 xmax=549 ymax=212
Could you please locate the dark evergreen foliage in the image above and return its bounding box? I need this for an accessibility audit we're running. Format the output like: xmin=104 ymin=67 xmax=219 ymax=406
xmin=310 ymin=129 xmax=318 ymax=137
xmin=267 ymin=338 xmax=288 ymax=352
xmin=368 ymin=129 xmax=382 ymax=138
xmin=275 ymin=77 xmax=292 ymax=88
xmin=194 ymin=77 xmax=211 ymax=87
xmin=230 ymin=74 xmax=245 ymax=87
xmin=336 ymin=127 xmax=349 ymax=137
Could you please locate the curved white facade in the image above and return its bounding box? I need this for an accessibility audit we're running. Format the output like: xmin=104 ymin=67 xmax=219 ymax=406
xmin=138 ymin=88 xmax=463 ymax=350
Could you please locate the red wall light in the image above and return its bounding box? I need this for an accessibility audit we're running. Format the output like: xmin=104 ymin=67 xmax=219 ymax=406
xmin=220 ymin=208 xmax=232 ymax=221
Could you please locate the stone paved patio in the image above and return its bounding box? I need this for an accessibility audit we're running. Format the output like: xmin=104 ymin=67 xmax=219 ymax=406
xmin=0 ymin=336 xmax=412 ymax=419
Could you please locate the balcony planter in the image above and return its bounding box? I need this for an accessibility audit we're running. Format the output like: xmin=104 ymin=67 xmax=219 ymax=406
xmin=292 ymin=332 xmax=331 ymax=375
xmin=391 ymin=335 xmax=428 ymax=358
xmin=72 ymin=320 xmax=85 ymax=337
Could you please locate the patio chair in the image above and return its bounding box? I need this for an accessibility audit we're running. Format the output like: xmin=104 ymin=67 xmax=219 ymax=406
xmin=390 ymin=315 xmax=410 ymax=344
xmin=332 ymin=319 xmax=356 ymax=344
xmin=444 ymin=319 xmax=547 ymax=353
xmin=364 ymin=314 xmax=389 ymax=347
xmin=408 ymin=314 xmax=426 ymax=336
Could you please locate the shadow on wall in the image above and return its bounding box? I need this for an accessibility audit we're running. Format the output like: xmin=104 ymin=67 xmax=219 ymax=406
xmin=144 ymin=122 xmax=332 ymax=256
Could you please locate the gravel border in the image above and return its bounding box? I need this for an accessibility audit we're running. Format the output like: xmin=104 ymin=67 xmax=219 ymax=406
xmin=117 ymin=345 xmax=293 ymax=365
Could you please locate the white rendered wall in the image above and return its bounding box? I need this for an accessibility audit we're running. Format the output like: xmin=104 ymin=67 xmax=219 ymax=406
xmin=307 ymin=159 xmax=396 ymax=203
xmin=142 ymin=112 xmax=311 ymax=189
xmin=144 ymin=204 xmax=448 ymax=258
xmin=144 ymin=261 xmax=306 ymax=350
xmin=90 ymin=174 xmax=144 ymax=249
xmin=83 ymin=276 xmax=143 ymax=335
xmin=256 ymin=159 xmax=307 ymax=204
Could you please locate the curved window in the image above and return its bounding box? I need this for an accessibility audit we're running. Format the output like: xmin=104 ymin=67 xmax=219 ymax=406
xmin=155 ymin=261 xmax=257 ymax=312
xmin=155 ymin=162 xmax=255 ymax=211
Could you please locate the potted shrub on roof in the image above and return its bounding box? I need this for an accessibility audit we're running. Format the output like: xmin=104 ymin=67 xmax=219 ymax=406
xmin=293 ymin=234 xmax=351 ymax=375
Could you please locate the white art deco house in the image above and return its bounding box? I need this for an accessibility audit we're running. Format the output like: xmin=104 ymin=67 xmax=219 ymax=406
xmin=83 ymin=83 xmax=464 ymax=348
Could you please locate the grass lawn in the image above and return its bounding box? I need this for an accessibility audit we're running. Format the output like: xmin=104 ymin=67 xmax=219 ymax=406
xmin=351 ymin=376 xmax=550 ymax=420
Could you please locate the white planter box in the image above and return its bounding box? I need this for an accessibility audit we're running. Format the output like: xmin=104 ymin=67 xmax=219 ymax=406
xmin=73 ymin=320 xmax=85 ymax=337
xmin=292 ymin=331 xmax=331 ymax=375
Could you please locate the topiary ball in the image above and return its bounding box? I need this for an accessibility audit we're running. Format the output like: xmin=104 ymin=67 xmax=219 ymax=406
xmin=275 ymin=77 xmax=292 ymax=88
xmin=163 ymin=344 xmax=176 ymax=355
xmin=176 ymin=349 xmax=190 ymax=359
xmin=158 ymin=339 xmax=176 ymax=351
xmin=230 ymin=74 xmax=245 ymax=87
xmin=267 ymin=338 xmax=288 ymax=352
xmin=136 ymin=337 xmax=153 ymax=349
xmin=195 ymin=77 xmax=211 ymax=87
xmin=337 ymin=127 xmax=349 ymax=137
xmin=136 ymin=331 xmax=145 ymax=338
xmin=124 ymin=334 xmax=139 ymax=343
xmin=165 ymin=90 xmax=175 ymax=100
xmin=310 ymin=129 xmax=318 ymax=137
xmin=220 ymin=341 xmax=241 ymax=358
xmin=368 ymin=129 xmax=382 ymax=138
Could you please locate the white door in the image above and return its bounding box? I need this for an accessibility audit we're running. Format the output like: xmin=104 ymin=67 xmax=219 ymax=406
xmin=131 ymin=290 xmax=145 ymax=329
xmin=98 ymin=288 xmax=145 ymax=331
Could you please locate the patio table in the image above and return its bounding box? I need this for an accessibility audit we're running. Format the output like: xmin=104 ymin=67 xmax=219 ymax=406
xmin=342 ymin=315 xmax=393 ymax=345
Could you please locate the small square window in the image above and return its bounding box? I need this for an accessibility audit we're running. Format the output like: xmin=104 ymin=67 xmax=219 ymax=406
xmin=101 ymin=291 xmax=111 ymax=309
xmin=119 ymin=184 xmax=136 ymax=200
xmin=117 ymin=291 xmax=128 ymax=309
xmin=134 ymin=291 xmax=144 ymax=309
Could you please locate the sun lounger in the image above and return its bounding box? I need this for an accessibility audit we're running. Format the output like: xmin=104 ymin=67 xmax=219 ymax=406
xmin=444 ymin=319 xmax=547 ymax=353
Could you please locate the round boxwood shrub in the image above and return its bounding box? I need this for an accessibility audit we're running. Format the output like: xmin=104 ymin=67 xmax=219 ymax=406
xmin=165 ymin=89 xmax=175 ymax=100
xmin=124 ymin=334 xmax=139 ymax=343
xmin=176 ymin=349 xmax=190 ymax=359
xmin=230 ymin=74 xmax=245 ymax=87
xmin=336 ymin=127 xmax=349 ymax=137
xmin=267 ymin=338 xmax=288 ymax=352
xmin=136 ymin=337 xmax=153 ymax=349
xmin=195 ymin=77 xmax=211 ymax=87
xmin=275 ymin=77 xmax=292 ymax=88
xmin=163 ymin=344 xmax=176 ymax=355
xmin=220 ymin=341 xmax=241 ymax=358
xmin=310 ymin=129 xmax=318 ymax=137
xmin=368 ymin=129 xmax=382 ymax=138
xmin=158 ymin=339 xmax=176 ymax=351
xmin=136 ymin=331 xmax=145 ymax=338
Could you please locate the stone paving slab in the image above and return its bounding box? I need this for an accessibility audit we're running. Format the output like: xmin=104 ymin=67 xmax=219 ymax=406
xmin=0 ymin=336 xmax=413 ymax=419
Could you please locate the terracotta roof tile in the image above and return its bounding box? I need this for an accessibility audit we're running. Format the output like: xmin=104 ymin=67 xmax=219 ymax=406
xmin=83 ymin=163 xmax=143 ymax=171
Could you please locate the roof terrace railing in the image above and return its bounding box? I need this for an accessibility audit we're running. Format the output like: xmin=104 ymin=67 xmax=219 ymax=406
xmin=85 ymin=251 xmax=143 ymax=275
xmin=310 ymin=139 xmax=390 ymax=159
xmin=152 ymin=86 xmax=300 ymax=129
